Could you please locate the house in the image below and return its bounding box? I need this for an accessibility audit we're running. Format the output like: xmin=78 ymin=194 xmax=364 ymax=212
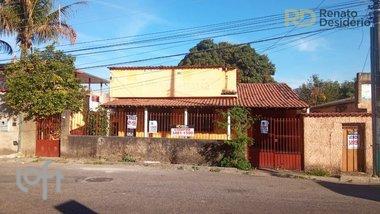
xmin=0 ymin=64 xmax=19 ymax=155
xmin=0 ymin=63 xmax=109 ymax=156
xmin=304 ymin=73 xmax=374 ymax=174
xmin=311 ymin=73 xmax=371 ymax=113
xmin=103 ymin=66 xmax=308 ymax=170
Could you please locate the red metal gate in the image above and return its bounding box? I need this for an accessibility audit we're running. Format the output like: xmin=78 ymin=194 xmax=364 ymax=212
xmin=35 ymin=115 xmax=61 ymax=157
xmin=249 ymin=117 xmax=303 ymax=170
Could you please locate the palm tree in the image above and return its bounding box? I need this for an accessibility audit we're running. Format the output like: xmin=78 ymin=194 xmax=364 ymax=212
xmin=0 ymin=0 xmax=84 ymax=56
xmin=0 ymin=39 xmax=12 ymax=54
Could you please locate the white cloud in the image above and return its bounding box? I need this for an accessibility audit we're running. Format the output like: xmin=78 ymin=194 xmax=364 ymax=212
xmin=89 ymin=0 xmax=169 ymax=38
xmin=296 ymin=38 xmax=326 ymax=52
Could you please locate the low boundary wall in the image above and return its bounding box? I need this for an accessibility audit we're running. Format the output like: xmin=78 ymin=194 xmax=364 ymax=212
xmin=64 ymin=136 xmax=229 ymax=165
xmin=303 ymin=113 xmax=373 ymax=174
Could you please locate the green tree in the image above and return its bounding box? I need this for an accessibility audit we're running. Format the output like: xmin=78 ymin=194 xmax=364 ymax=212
xmin=0 ymin=0 xmax=84 ymax=55
xmin=218 ymin=107 xmax=255 ymax=170
xmin=179 ymin=39 xmax=276 ymax=83
xmin=295 ymin=75 xmax=355 ymax=106
xmin=2 ymin=46 xmax=84 ymax=120
xmin=0 ymin=39 xmax=12 ymax=54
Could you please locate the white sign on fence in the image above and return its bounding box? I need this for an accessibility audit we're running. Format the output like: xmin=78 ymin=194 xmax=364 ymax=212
xmin=149 ymin=121 xmax=158 ymax=133
xmin=0 ymin=119 xmax=9 ymax=132
xmin=260 ymin=120 xmax=269 ymax=134
xmin=348 ymin=132 xmax=359 ymax=149
xmin=127 ymin=115 xmax=137 ymax=129
xmin=171 ymin=127 xmax=194 ymax=138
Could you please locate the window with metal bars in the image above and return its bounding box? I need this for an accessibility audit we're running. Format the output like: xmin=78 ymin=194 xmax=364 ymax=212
xmin=188 ymin=109 xmax=216 ymax=132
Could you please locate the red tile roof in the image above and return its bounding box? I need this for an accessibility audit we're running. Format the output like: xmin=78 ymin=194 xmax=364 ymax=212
xmin=103 ymin=83 xmax=308 ymax=109
xmin=304 ymin=112 xmax=371 ymax=117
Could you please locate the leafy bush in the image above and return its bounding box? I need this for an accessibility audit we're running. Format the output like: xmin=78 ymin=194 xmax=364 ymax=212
xmin=85 ymin=107 xmax=109 ymax=135
xmin=2 ymin=46 xmax=84 ymax=120
xmin=218 ymin=107 xmax=256 ymax=171
xmin=220 ymin=157 xmax=251 ymax=171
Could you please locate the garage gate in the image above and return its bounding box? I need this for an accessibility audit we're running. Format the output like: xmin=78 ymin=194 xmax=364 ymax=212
xmin=249 ymin=116 xmax=303 ymax=171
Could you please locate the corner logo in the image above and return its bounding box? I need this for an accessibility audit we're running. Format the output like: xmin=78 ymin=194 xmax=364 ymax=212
xmin=16 ymin=160 xmax=63 ymax=200
xmin=285 ymin=9 xmax=317 ymax=27
xmin=285 ymin=9 xmax=371 ymax=28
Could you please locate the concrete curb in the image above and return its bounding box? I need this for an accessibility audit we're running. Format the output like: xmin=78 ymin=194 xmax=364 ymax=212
xmin=1 ymin=157 xmax=379 ymax=184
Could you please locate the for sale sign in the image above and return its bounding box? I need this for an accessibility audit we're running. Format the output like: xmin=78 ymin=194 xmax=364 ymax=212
xmin=260 ymin=120 xmax=269 ymax=134
xmin=127 ymin=115 xmax=137 ymax=129
xmin=347 ymin=131 xmax=359 ymax=149
xmin=171 ymin=126 xmax=194 ymax=138
xmin=149 ymin=121 xmax=158 ymax=133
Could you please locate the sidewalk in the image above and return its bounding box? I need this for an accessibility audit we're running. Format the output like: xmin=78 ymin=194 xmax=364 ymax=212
xmin=1 ymin=154 xmax=379 ymax=184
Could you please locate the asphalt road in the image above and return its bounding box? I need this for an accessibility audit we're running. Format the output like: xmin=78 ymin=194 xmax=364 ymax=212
xmin=0 ymin=161 xmax=380 ymax=214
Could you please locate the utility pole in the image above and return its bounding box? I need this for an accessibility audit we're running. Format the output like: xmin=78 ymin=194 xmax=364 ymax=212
xmin=371 ymin=0 xmax=380 ymax=176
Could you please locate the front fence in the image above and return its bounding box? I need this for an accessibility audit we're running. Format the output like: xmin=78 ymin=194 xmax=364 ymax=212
xmin=249 ymin=117 xmax=303 ymax=170
xmin=70 ymin=111 xmax=304 ymax=170
xmin=70 ymin=109 xmax=226 ymax=140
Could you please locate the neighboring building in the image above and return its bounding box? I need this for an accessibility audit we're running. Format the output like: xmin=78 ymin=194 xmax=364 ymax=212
xmin=0 ymin=63 xmax=109 ymax=156
xmin=103 ymin=66 xmax=308 ymax=170
xmin=305 ymin=73 xmax=374 ymax=174
xmin=0 ymin=64 xmax=18 ymax=155
xmin=311 ymin=73 xmax=371 ymax=113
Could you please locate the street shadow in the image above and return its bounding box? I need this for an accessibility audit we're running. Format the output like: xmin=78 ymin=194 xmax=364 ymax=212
xmin=316 ymin=181 xmax=380 ymax=202
xmin=54 ymin=200 xmax=97 ymax=214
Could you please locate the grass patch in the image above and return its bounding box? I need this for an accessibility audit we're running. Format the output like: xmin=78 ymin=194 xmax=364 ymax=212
xmin=306 ymin=168 xmax=331 ymax=177
xmin=209 ymin=168 xmax=221 ymax=173
xmin=121 ymin=154 xmax=136 ymax=163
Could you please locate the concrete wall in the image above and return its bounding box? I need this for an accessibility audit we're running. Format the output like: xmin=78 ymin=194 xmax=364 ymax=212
xmin=110 ymin=68 xmax=237 ymax=98
xmin=304 ymin=115 xmax=373 ymax=174
xmin=64 ymin=136 xmax=229 ymax=165
xmin=356 ymin=73 xmax=371 ymax=113
xmin=0 ymin=116 xmax=18 ymax=155
xmin=19 ymin=118 xmax=37 ymax=156
xmin=311 ymin=101 xmax=361 ymax=113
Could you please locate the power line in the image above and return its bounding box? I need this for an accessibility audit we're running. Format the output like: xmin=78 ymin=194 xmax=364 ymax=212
xmin=63 ymin=1 xmax=369 ymax=53
xmin=0 ymin=1 xmax=368 ymax=61
xmin=57 ymin=1 xmax=365 ymax=47
xmin=55 ymin=0 xmax=368 ymax=48
xmin=88 ymin=25 xmax=364 ymax=88
xmin=262 ymin=0 xmax=327 ymax=53
xmin=77 ymin=28 xmax=339 ymax=70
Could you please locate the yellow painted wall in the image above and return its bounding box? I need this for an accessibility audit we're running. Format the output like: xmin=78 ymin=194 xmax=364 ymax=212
xmin=71 ymin=112 xmax=85 ymax=131
xmin=110 ymin=68 xmax=237 ymax=98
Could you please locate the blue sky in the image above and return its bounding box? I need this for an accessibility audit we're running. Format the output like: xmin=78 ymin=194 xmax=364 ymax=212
xmin=0 ymin=0 xmax=372 ymax=88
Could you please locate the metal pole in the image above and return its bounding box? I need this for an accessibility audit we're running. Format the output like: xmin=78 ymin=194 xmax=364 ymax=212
xmin=227 ymin=111 xmax=231 ymax=140
xmin=184 ymin=108 xmax=188 ymax=126
xmin=144 ymin=108 xmax=148 ymax=137
xmin=371 ymin=0 xmax=380 ymax=176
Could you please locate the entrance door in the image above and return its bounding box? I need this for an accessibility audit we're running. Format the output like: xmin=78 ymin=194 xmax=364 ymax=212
xmin=342 ymin=125 xmax=365 ymax=172
xmin=35 ymin=115 xmax=61 ymax=157
xmin=249 ymin=117 xmax=303 ymax=171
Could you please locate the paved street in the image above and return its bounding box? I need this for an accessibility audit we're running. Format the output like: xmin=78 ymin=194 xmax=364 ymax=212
xmin=0 ymin=161 xmax=380 ymax=214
